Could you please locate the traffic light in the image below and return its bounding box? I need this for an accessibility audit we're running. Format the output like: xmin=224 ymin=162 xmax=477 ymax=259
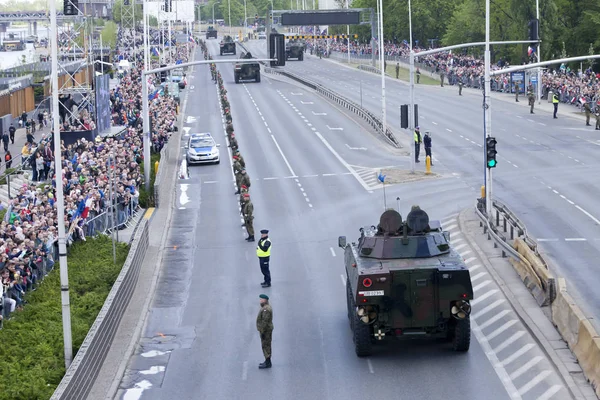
xmin=400 ymin=105 xmax=408 ymax=128
xmin=269 ymin=33 xmax=285 ymax=67
xmin=528 ymin=19 xmax=539 ymax=42
xmin=164 ymin=0 xmax=171 ymax=12
xmin=64 ymin=0 xmax=79 ymax=15
xmin=486 ymin=136 xmax=497 ymax=168
xmin=160 ymin=64 xmax=167 ymax=82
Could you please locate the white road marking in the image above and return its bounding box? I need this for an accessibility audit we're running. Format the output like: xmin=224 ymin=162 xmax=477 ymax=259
xmin=330 ymin=247 xmax=336 ymax=257
xmin=345 ymin=144 xmax=368 ymax=150
xmin=493 ymin=331 xmax=526 ymax=354
xmin=485 ymin=320 xmax=518 ymax=340
xmin=459 ymin=250 xmax=472 ymax=257
xmin=470 ymin=319 xmax=522 ymax=399
xmin=185 ymin=116 xmax=196 ymax=123
xmin=473 ymin=280 xmax=491 ymax=292
xmin=473 ymin=299 xmax=506 ymax=319
xmin=179 ymin=184 xmax=190 ymax=206
xmin=327 ymin=125 xmax=344 ymax=130
xmin=303 ymin=174 xmax=319 ymax=178
xmin=204 ymin=180 xmax=217 ymax=184
xmin=575 ymin=205 xmax=600 ymax=225
xmin=527 ymin=119 xmax=535 ymax=123
xmin=322 ymin=173 xmax=336 ymax=176
xmin=537 ymin=238 xmax=559 ymax=242
xmin=510 ymin=356 xmax=543 ymax=380
xmin=271 ymin=135 xmax=296 ymax=176
xmin=470 ymin=272 xmax=487 ymax=282
xmin=565 ymin=238 xmax=586 ymax=241
xmin=469 ymin=265 xmax=481 ymax=272
xmin=301 ymin=101 xmax=314 ymax=104
xmin=501 ymin=343 xmax=535 ymax=367
xmin=453 ymin=243 xmax=467 ymax=251
xmin=367 ymin=359 xmax=374 ymax=373
xmin=444 ymin=224 xmax=458 ymax=231
xmin=538 ymin=122 xmax=546 ymax=126
xmin=517 ymin=370 xmax=552 ymax=396
xmin=432 ymin=121 xmax=438 ymax=125
xmin=312 ymin=111 xmax=327 ymax=116
xmin=464 ymin=257 xmax=477 ymax=264
xmin=291 ymin=92 xmax=303 ymax=95
xmin=340 ymin=274 xmax=346 ymax=286
xmin=263 ymin=177 xmax=278 ymax=180
xmin=536 ymin=385 xmax=563 ymax=400
xmin=476 ymin=308 xmax=509 ymax=329
xmin=446 ymin=128 xmax=452 ymax=132
xmin=267 ymin=127 xmax=272 ymax=133
xmin=242 ymin=361 xmax=248 ymax=380
xmin=516 ymin=115 xmax=523 ymax=119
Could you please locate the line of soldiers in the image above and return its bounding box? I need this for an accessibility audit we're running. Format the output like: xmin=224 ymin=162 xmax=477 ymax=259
xmin=201 ymin=39 xmax=256 ymax=242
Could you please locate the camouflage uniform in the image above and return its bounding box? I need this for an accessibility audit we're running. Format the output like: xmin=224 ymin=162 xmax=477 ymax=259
xmin=584 ymin=102 xmax=592 ymax=126
xmin=226 ymin=123 xmax=234 ymax=139
xmin=228 ymin=134 xmax=238 ymax=151
xmin=527 ymin=86 xmax=535 ymax=114
xmin=256 ymin=302 xmax=273 ymax=360
xmin=243 ymin=197 xmax=254 ymax=240
xmin=236 ymin=152 xmax=246 ymax=168
xmin=232 ymin=157 xmax=242 ymax=174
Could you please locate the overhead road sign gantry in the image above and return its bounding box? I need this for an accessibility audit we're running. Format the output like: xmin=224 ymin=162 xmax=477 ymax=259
xmin=274 ymin=9 xmax=361 ymax=26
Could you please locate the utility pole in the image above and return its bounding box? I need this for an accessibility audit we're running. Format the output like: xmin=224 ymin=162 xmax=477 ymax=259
xmin=377 ymin=0 xmax=386 ymax=140
xmin=50 ymin=0 xmax=73 ymax=369
xmin=536 ymin=0 xmax=542 ymax=105
xmin=228 ymin=0 xmax=231 ymax=37
xmin=484 ymin=0 xmax=492 ymax=217
xmin=346 ymin=0 xmax=350 ymax=64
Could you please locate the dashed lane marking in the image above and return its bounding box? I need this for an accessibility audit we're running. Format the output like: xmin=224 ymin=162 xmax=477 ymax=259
xmin=330 ymin=247 xmax=336 ymax=257
xmin=340 ymin=274 xmax=346 ymax=286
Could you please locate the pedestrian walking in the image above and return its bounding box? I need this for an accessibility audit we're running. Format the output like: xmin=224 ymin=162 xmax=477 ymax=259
xmin=2 ymin=131 xmax=9 ymax=152
xmin=584 ymin=101 xmax=592 ymax=126
xmin=552 ymin=91 xmax=559 ymax=119
xmin=395 ymin=63 xmax=400 ymax=79
xmin=8 ymin=124 xmax=15 ymax=144
xmin=414 ymin=126 xmax=422 ymax=163
xmin=424 ymin=131 xmax=433 ymax=165
xmin=4 ymin=151 xmax=12 ymax=169
xmin=257 ymin=229 xmax=271 ymax=287
xmin=256 ymin=294 xmax=273 ymax=369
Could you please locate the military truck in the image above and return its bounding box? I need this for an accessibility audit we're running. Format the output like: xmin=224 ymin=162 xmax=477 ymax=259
xmin=285 ymin=39 xmax=304 ymax=61
xmin=234 ymin=52 xmax=260 ymax=83
xmin=220 ymin=36 xmax=236 ymax=55
xmin=339 ymin=207 xmax=473 ymax=357
xmin=206 ymin=26 xmax=218 ymax=39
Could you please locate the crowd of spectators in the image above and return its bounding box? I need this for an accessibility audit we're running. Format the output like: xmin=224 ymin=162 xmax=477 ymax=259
xmin=0 ymin=33 xmax=191 ymax=322
xmin=325 ymin=40 xmax=600 ymax=110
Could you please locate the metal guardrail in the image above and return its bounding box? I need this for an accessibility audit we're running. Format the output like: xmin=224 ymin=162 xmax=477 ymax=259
xmin=50 ymin=218 xmax=150 ymax=400
xmin=475 ymin=198 xmax=556 ymax=305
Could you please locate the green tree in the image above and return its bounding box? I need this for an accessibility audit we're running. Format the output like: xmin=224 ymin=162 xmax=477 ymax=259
xmin=111 ymin=0 xmax=143 ymax=24
xmin=101 ymin=20 xmax=118 ymax=48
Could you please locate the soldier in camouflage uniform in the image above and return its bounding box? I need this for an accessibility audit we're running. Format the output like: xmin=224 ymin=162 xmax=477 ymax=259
xmin=243 ymin=193 xmax=255 ymax=241
xmin=527 ymin=85 xmax=535 ymax=114
xmin=235 ymin=168 xmax=250 ymax=195
xmin=234 ymin=150 xmax=246 ymax=168
xmin=226 ymin=122 xmax=234 ymax=139
xmin=232 ymin=155 xmax=242 ymax=174
xmin=228 ymin=133 xmax=239 ymax=151
xmin=256 ymin=294 xmax=273 ymax=369
xmin=584 ymin=101 xmax=592 ymax=126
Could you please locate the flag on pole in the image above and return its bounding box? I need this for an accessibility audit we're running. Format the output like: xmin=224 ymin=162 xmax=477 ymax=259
xmin=151 ymin=47 xmax=160 ymax=57
xmin=378 ymin=172 xmax=386 ymax=183
xmin=527 ymin=46 xmax=535 ymax=56
xmin=189 ymin=35 xmax=196 ymax=44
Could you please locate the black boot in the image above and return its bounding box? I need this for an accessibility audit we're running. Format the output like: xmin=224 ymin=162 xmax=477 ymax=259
xmin=234 ymin=190 xmax=240 ymax=195
xmin=261 ymin=282 xmax=271 ymax=287
xmin=246 ymin=235 xmax=255 ymax=242
xmin=259 ymin=358 xmax=272 ymax=369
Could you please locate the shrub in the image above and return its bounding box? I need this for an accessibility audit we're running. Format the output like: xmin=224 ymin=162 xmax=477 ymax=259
xmin=0 ymin=236 xmax=129 ymax=400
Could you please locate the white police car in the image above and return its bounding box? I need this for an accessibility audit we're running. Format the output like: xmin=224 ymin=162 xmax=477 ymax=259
xmin=185 ymin=133 xmax=220 ymax=165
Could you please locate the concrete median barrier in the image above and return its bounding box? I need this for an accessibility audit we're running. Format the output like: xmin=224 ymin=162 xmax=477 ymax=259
xmin=511 ymin=238 xmax=555 ymax=306
xmin=552 ymin=278 xmax=600 ymax=397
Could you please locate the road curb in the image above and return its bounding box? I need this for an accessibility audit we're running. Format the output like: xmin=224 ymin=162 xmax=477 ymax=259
xmin=458 ymin=207 xmax=586 ymax=400
xmin=104 ymin=48 xmax=195 ymax=400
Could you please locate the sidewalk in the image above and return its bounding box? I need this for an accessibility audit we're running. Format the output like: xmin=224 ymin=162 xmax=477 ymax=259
xmin=0 ymin=118 xmax=51 ymax=175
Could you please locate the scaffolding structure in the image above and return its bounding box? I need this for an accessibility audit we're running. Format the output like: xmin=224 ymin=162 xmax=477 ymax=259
xmin=54 ymin=4 xmax=96 ymax=128
xmin=120 ymin=0 xmax=137 ymax=49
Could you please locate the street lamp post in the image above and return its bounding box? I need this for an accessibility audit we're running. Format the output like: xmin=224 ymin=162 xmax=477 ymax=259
xmin=212 ymin=2 xmax=220 ymax=27
xmin=377 ymin=0 xmax=386 ymax=142
xmin=228 ymin=0 xmax=231 ymax=36
xmin=243 ymin=0 xmax=247 ymax=40
xmin=484 ymin=0 xmax=492 ymax=217
xmin=536 ymin=0 xmax=541 ymax=105
xmin=50 ymin=0 xmax=73 ymax=369
xmin=346 ymin=0 xmax=350 ymax=64
xmin=408 ymin=0 xmax=415 ymax=173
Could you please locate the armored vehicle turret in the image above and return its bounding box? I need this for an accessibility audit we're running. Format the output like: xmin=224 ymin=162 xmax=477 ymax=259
xmin=206 ymin=26 xmax=218 ymax=39
xmin=234 ymin=52 xmax=260 ymax=83
xmin=339 ymin=207 xmax=473 ymax=357
xmin=220 ymin=35 xmax=236 ymax=55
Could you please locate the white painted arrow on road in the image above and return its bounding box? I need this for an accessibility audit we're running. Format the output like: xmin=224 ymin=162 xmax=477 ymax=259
xmin=189 ymin=85 xmax=195 ymax=90
xmin=345 ymin=144 xmax=367 ymax=151
xmin=327 ymin=125 xmax=344 ymax=131
xmin=186 ymin=116 xmax=197 ymax=123
xmin=183 ymin=127 xmax=191 ymax=136
xmin=312 ymin=111 xmax=327 ymax=116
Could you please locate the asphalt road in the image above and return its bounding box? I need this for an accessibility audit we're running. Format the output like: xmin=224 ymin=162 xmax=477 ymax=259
xmin=115 ymin=40 xmax=572 ymax=400
xmin=245 ymin=40 xmax=600 ymax=333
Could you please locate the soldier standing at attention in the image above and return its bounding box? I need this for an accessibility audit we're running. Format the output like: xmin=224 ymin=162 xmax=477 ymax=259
xmin=235 ymin=169 xmax=250 ymax=195
xmin=458 ymin=78 xmax=463 ymax=96
xmin=527 ymin=84 xmax=535 ymax=114
xmin=414 ymin=126 xmax=422 ymax=163
xmin=416 ymin=67 xmax=421 ymax=84
xmin=257 ymin=230 xmax=271 ymax=287
xmin=243 ymin=194 xmax=254 ymax=241
xmin=595 ymin=104 xmax=600 ymax=130
xmin=256 ymin=294 xmax=273 ymax=369
xmin=424 ymin=131 xmax=433 ymax=166
xmin=395 ymin=63 xmax=400 ymax=79
xmin=514 ymin=81 xmax=519 ymax=102
xmin=583 ymin=101 xmax=592 ymax=126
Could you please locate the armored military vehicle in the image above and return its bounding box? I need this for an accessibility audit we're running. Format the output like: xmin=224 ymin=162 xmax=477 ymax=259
xmin=339 ymin=207 xmax=473 ymax=357
xmin=206 ymin=26 xmax=218 ymax=39
xmin=220 ymin=36 xmax=236 ymax=55
xmin=285 ymin=39 xmax=304 ymax=61
xmin=234 ymin=52 xmax=260 ymax=83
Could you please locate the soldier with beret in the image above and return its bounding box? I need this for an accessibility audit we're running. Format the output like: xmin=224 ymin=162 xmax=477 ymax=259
xmin=257 ymin=294 xmax=273 ymax=369
xmin=243 ymin=195 xmax=254 ymax=241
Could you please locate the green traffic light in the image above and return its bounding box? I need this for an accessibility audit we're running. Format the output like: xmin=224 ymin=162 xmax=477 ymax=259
xmin=487 ymin=159 xmax=497 ymax=168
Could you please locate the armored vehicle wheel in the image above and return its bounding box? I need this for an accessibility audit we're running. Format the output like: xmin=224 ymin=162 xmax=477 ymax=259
xmin=452 ymin=317 xmax=471 ymax=352
xmin=352 ymin=308 xmax=373 ymax=357
xmin=255 ymin=72 xmax=261 ymax=83
xmin=346 ymin=280 xmax=353 ymax=327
